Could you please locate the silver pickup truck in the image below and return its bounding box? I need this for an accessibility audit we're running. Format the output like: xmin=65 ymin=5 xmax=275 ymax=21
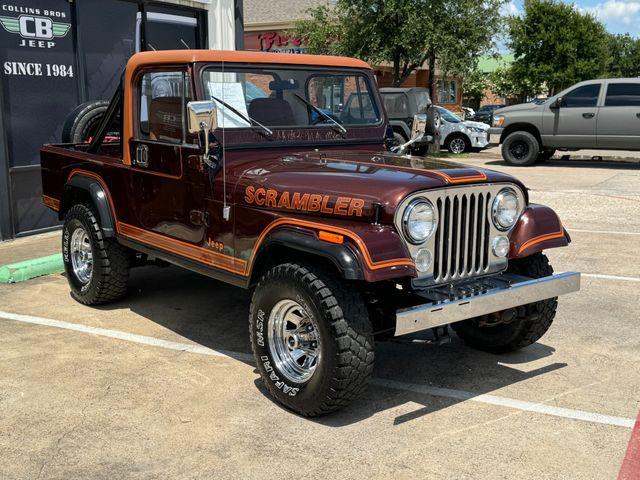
xmin=489 ymin=78 xmax=640 ymax=165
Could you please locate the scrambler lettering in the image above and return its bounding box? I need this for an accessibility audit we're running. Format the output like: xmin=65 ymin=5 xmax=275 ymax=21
xmin=245 ymin=186 xmax=365 ymax=217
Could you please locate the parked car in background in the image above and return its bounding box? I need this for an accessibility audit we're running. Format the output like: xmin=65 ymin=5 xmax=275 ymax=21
xmin=461 ymin=106 xmax=475 ymax=120
xmin=489 ymin=78 xmax=640 ymax=165
xmin=380 ymin=87 xmax=431 ymax=144
xmin=474 ymin=104 xmax=505 ymax=124
xmin=436 ymin=106 xmax=490 ymax=153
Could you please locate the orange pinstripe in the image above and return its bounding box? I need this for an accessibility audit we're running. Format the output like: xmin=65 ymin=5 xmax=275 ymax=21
xmin=42 ymin=195 xmax=60 ymax=211
xmin=517 ymin=229 xmax=566 ymax=255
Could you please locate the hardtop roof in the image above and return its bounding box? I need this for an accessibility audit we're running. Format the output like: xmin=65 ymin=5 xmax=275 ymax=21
xmin=126 ymin=50 xmax=372 ymax=73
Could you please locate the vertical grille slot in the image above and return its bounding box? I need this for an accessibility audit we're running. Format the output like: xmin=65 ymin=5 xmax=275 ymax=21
xmin=432 ymin=189 xmax=492 ymax=283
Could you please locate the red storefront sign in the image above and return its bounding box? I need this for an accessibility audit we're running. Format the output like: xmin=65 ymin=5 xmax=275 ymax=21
xmin=244 ymin=31 xmax=305 ymax=53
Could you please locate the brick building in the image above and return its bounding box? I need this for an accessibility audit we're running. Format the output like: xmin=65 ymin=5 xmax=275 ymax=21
xmin=243 ymin=0 xmax=463 ymax=112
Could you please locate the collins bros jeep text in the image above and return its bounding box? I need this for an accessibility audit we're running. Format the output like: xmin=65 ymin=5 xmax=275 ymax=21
xmin=41 ymin=50 xmax=580 ymax=416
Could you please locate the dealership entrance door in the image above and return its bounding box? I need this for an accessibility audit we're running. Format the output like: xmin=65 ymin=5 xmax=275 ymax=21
xmin=0 ymin=0 xmax=208 ymax=240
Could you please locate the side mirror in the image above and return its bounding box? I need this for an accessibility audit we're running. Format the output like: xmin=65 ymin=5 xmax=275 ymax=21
xmin=187 ymin=100 xmax=218 ymax=133
xmin=550 ymin=97 xmax=563 ymax=110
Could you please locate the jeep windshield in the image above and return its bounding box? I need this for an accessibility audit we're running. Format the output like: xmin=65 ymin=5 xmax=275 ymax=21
xmin=201 ymin=67 xmax=381 ymax=129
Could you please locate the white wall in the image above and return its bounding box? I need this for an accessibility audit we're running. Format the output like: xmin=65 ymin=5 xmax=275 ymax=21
xmin=156 ymin=0 xmax=236 ymax=50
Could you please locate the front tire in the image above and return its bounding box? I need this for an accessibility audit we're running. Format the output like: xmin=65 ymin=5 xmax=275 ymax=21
xmin=501 ymin=131 xmax=540 ymax=166
xmin=452 ymin=253 xmax=557 ymax=353
xmin=249 ymin=263 xmax=374 ymax=416
xmin=62 ymin=203 xmax=131 ymax=305
xmin=446 ymin=134 xmax=470 ymax=154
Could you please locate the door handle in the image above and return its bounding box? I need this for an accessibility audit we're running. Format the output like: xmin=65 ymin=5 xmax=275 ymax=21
xmin=582 ymin=113 xmax=595 ymax=119
xmin=135 ymin=144 xmax=149 ymax=168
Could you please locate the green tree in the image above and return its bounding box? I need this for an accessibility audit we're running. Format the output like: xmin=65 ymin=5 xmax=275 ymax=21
xmin=461 ymin=67 xmax=490 ymax=106
xmin=293 ymin=0 xmax=504 ymax=100
xmin=507 ymin=0 xmax=611 ymax=96
xmin=607 ymin=33 xmax=640 ymax=78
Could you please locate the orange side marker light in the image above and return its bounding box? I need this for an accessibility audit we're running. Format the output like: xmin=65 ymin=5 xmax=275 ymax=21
xmin=318 ymin=231 xmax=344 ymax=244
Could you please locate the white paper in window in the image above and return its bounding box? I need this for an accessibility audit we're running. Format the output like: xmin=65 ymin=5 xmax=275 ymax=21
xmin=207 ymin=82 xmax=251 ymax=128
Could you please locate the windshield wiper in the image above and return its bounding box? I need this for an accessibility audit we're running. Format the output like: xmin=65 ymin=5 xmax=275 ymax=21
xmin=293 ymin=93 xmax=347 ymax=135
xmin=209 ymin=95 xmax=273 ymax=139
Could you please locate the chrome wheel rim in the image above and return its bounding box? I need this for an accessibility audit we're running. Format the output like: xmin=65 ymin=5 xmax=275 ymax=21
xmin=450 ymin=137 xmax=466 ymax=154
xmin=70 ymin=227 xmax=93 ymax=284
xmin=267 ymin=299 xmax=321 ymax=384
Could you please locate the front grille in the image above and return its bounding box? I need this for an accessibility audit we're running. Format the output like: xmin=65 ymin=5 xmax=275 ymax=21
xmin=432 ymin=191 xmax=492 ymax=283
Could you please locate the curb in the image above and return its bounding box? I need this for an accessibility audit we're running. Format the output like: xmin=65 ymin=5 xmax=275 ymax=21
xmin=0 ymin=253 xmax=64 ymax=283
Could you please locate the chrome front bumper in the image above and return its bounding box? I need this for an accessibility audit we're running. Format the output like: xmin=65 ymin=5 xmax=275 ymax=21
xmin=395 ymin=272 xmax=580 ymax=336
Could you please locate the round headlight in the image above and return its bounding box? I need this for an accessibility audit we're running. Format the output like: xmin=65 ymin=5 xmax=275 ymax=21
xmin=403 ymin=199 xmax=437 ymax=244
xmin=492 ymin=189 xmax=520 ymax=230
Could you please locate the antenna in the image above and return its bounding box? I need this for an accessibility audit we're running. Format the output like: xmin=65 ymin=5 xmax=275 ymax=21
xmin=221 ymin=59 xmax=230 ymax=222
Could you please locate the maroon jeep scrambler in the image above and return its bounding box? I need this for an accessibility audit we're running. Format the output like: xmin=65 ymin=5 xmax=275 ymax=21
xmin=41 ymin=50 xmax=580 ymax=416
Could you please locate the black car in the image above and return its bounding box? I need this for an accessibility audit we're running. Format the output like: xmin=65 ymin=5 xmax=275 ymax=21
xmin=473 ymin=104 xmax=505 ymax=125
xmin=380 ymin=87 xmax=432 ymax=144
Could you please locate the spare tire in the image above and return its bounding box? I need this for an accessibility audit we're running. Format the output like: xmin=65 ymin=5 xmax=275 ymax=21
xmin=426 ymin=105 xmax=442 ymax=135
xmin=61 ymin=100 xmax=109 ymax=144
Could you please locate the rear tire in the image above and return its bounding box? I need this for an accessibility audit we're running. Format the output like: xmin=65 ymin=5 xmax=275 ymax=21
xmin=61 ymin=100 xmax=109 ymax=144
xmin=452 ymin=253 xmax=557 ymax=353
xmin=392 ymin=131 xmax=407 ymax=147
xmin=501 ymin=131 xmax=540 ymax=166
xmin=249 ymin=263 xmax=374 ymax=416
xmin=62 ymin=203 xmax=131 ymax=305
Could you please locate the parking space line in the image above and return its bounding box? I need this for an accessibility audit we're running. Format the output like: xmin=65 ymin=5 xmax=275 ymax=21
xmin=567 ymin=228 xmax=640 ymax=236
xmin=582 ymin=273 xmax=640 ymax=283
xmin=1 ymin=309 xmax=635 ymax=429
xmin=371 ymin=379 xmax=634 ymax=428
xmin=0 ymin=310 xmax=254 ymax=362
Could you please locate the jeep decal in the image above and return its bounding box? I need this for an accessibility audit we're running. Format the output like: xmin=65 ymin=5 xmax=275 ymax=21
xmin=244 ymin=186 xmax=364 ymax=217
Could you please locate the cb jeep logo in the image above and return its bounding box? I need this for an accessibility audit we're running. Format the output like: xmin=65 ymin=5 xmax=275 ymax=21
xmin=0 ymin=14 xmax=70 ymax=48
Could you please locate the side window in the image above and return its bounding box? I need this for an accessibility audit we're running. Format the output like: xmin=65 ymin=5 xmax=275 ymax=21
xmin=382 ymin=93 xmax=408 ymax=116
xmin=561 ymin=84 xmax=601 ymax=108
xmin=138 ymin=71 xmax=191 ymax=143
xmin=605 ymin=83 xmax=640 ymax=107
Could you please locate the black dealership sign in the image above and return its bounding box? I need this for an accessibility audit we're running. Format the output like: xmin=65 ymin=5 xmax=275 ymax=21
xmin=0 ymin=1 xmax=78 ymax=169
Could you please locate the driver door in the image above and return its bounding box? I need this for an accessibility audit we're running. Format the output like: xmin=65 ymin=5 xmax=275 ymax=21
xmin=127 ymin=69 xmax=208 ymax=245
xmin=542 ymin=83 xmax=601 ymax=148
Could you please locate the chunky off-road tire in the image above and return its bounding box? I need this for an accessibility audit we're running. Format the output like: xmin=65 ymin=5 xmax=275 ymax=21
xmin=249 ymin=263 xmax=374 ymax=416
xmin=452 ymin=253 xmax=557 ymax=353
xmin=501 ymin=131 xmax=540 ymax=166
xmin=62 ymin=203 xmax=131 ymax=305
xmin=61 ymin=100 xmax=109 ymax=144
xmin=445 ymin=134 xmax=471 ymax=154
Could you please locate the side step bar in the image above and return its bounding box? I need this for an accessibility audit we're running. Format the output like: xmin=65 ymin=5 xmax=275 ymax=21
xmin=395 ymin=272 xmax=581 ymax=336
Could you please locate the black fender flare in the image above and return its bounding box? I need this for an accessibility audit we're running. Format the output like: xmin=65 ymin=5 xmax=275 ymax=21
xmin=64 ymin=175 xmax=115 ymax=237
xmin=253 ymin=228 xmax=364 ymax=282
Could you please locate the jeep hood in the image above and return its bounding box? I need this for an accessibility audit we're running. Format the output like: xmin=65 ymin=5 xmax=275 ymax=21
xmin=234 ymin=150 xmax=525 ymax=223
